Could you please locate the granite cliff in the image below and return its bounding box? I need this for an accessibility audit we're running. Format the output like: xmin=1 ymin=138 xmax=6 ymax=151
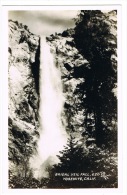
xmin=8 ymin=20 xmax=40 ymax=180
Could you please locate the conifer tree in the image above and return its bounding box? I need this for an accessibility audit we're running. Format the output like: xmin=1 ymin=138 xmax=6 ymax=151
xmin=73 ymin=10 xmax=117 ymax=146
xmin=47 ymin=135 xmax=90 ymax=188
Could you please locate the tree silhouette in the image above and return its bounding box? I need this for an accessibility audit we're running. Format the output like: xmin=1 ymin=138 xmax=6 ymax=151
xmin=73 ymin=10 xmax=117 ymax=146
xmin=47 ymin=135 xmax=91 ymax=188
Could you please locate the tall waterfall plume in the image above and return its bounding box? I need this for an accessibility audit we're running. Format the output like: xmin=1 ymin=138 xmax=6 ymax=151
xmin=30 ymin=37 xmax=67 ymax=178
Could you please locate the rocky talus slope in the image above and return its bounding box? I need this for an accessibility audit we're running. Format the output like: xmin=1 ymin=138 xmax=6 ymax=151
xmin=8 ymin=20 xmax=40 ymax=178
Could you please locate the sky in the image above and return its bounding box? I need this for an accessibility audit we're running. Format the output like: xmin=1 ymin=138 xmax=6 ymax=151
xmin=9 ymin=10 xmax=79 ymax=36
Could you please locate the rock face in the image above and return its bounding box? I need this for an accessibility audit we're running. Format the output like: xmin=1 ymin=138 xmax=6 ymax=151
xmin=46 ymin=31 xmax=89 ymax=146
xmin=8 ymin=20 xmax=40 ymax=177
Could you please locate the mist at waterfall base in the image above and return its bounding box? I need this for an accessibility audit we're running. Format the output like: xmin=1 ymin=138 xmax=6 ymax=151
xmin=30 ymin=37 xmax=68 ymax=179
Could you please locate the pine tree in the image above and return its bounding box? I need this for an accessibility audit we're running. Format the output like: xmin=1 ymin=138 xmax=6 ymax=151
xmin=47 ymin=135 xmax=90 ymax=188
xmin=73 ymin=10 xmax=117 ymax=146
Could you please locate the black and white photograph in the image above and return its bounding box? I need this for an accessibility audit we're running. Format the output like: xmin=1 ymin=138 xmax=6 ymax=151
xmin=7 ymin=9 xmax=118 ymax=189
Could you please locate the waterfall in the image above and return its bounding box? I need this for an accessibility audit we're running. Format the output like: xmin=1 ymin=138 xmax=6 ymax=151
xmin=30 ymin=37 xmax=67 ymax=178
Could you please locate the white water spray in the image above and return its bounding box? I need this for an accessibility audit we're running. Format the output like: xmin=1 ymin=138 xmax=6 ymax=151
xmin=30 ymin=37 xmax=67 ymax=178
